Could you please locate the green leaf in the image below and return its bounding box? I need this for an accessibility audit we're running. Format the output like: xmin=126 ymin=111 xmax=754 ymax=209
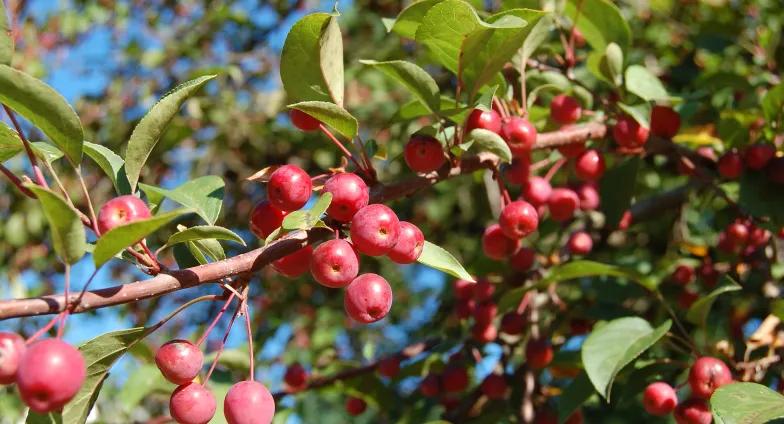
xmin=0 ymin=64 xmax=83 ymax=164
xmin=0 ymin=0 xmax=12 ymax=65
xmin=93 ymin=209 xmax=191 ymax=267
xmin=309 ymin=192 xmax=332 ymax=223
xmin=124 ymin=74 xmax=216 ymax=191
xmin=280 ymin=13 xmax=344 ymax=106
xmin=191 ymin=238 xmax=226 ymax=262
xmin=582 ymin=317 xmax=671 ymax=400
xmin=359 ymin=60 xmax=440 ymax=112
xmin=761 ymin=83 xmax=784 ymax=125
xmin=203 ymin=348 xmax=250 ymax=373
xmin=686 ymin=275 xmax=741 ymax=326
xmin=31 ymin=142 xmax=64 ymax=165
xmin=416 ymin=241 xmax=474 ymax=281
xmin=25 ymin=412 xmax=62 ymax=424
xmin=514 ymin=14 xmax=552 ymax=68
xmin=163 ymin=225 xmax=245 ymax=250
xmin=617 ymin=102 xmax=651 ymax=129
xmin=711 ymin=383 xmax=784 ymax=424
xmin=624 ymin=65 xmax=668 ymax=102
xmin=557 ymin=372 xmax=594 ymax=424
xmin=282 ymin=210 xmax=310 ymax=231
xmin=83 ymin=141 xmax=131 ymax=195
xmin=118 ymin=364 xmax=172 ymax=412
xmin=599 ymin=156 xmax=640 ymax=228
xmin=0 ymin=122 xmax=22 ymax=162
xmin=602 ymin=43 xmax=624 ymax=86
xmin=139 ymin=176 xmax=224 ymax=225
xmin=389 ymin=0 xmax=443 ymax=39
xmin=564 ymin=0 xmax=631 ymax=52
xmin=25 ymin=185 xmax=86 ymax=264
xmin=415 ymin=0 xmax=482 ymax=74
xmin=467 ymin=128 xmax=512 ymax=163
xmin=739 ymin=172 xmax=784 ymax=228
xmin=287 ymin=101 xmax=358 ymax=140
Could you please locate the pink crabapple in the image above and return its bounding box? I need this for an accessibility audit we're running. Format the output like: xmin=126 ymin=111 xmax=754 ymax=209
xmin=613 ymin=115 xmax=649 ymax=149
xmin=465 ymin=109 xmax=502 ymax=134
xmin=249 ymin=201 xmax=287 ymax=239
xmin=267 ymin=164 xmax=312 ymax=212
xmin=169 ymin=382 xmax=216 ymax=424
xmin=0 ymin=332 xmax=25 ymax=385
xmin=650 ymin=105 xmax=681 ymax=139
xmin=499 ymin=200 xmax=539 ymax=239
xmin=224 ymin=380 xmax=275 ymax=424
xmin=674 ymin=398 xmax=712 ymax=424
xmin=550 ymin=94 xmax=582 ymax=125
xmin=17 ymin=339 xmax=86 ymax=413
xmin=322 ymin=172 xmax=369 ymax=222
xmin=289 ymin=109 xmax=321 ymax=131
xmin=272 ymin=245 xmax=313 ymax=278
xmin=309 ymin=239 xmax=359 ymax=288
xmin=155 ymin=339 xmax=204 ymax=385
xmin=500 ymin=117 xmax=538 ymax=157
xmin=97 ymin=195 xmax=151 ymax=234
xmin=387 ymin=221 xmax=425 ymax=264
xmin=688 ymin=356 xmax=733 ymax=399
xmin=349 ymin=204 xmax=401 ymax=256
xmin=642 ymin=382 xmax=678 ymax=416
xmin=482 ymin=224 xmax=520 ymax=260
xmin=344 ymin=273 xmax=394 ymax=324
xmin=404 ymin=134 xmax=446 ymax=173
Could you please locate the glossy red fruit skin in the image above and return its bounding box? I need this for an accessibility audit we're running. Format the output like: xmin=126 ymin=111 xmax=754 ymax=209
xmin=548 ymin=188 xmax=580 ymax=222
xmin=404 ymin=134 xmax=446 ymax=173
xmin=726 ymin=221 xmax=749 ymax=246
xmin=0 ymin=332 xmax=25 ymax=385
xmin=482 ymin=224 xmax=521 ymax=260
xmin=345 ymin=396 xmax=367 ymax=416
xmin=155 ymin=339 xmax=204 ymax=385
xmin=272 ymin=245 xmax=313 ymax=278
xmin=97 ymin=195 xmax=152 ymax=234
xmin=499 ymin=201 xmax=539 ymax=239
xmin=442 ymin=366 xmax=469 ymax=393
xmin=523 ymin=176 xmax=552 ymax=207
xmin=474 ymin=302 xmax=497 ymax=325
xmin=643 ymin=382 xmax=678 ymax=416
xmin=674 ymin=398 xmax=712 ymax=424
xmin=500 ymin=313 xmax=526 ymax=335
xmin=472 ymin=322 xmax=498 ymax=343
xmin=310 ymin=239 xmax=359 ymax=288
xmin=575 ymin=182 xmax=600 ymax=211
xmin=505 ymin=156 xmax=531 ymax=185
xmin=170 ymin=383 xmax=216 ymax=424
xmin=17 ymin=339 xmax=86 ymax=413
xmin=500 ymin=117 xmax=538 ymax=157
xmin=717 ymin=151 xmax=744 ymax=179
xmin=267 ymin=165 xmax=312 ymax=212
xmin=322 ymin=173 xmax=369 ymax=222
xmin=525 ymin=339 xmax=554 ymax=369
xmin=558 ymin=142 xmax=587 ymax=159
xmin=688 ymin=356 xmax=733 ymax=399
xmin=510 ymin=247 xmax=536 ymax=271
xmin=420 ymin=374 xmax=441 ymax=397
xmin=284 ymin=363 xmax=308 ymax=391
xmin=387 ymin=221 xmax=425 ymax=264
xmin=250 ymin=201 xmax=287 ymax=239
xmin=466 ymin=109 xmax=502 ymax=134
xmin=290 ymin=109 xmax=321 ymax=131
xmin=672 ymin=265 xmax=694 ymax=285
xmin=650 ymin=105 xmax=681 ymax=139
xmin=550 ymin=95 xmax=582 ymax=125
xmin=473 ymin=280 xmax=495 ymax=302
xmin=344 ymin=273 xmax=393 ymax=323
xmin=613 ymin=115 xmax=650 ymax=149
xmin=350 ymin=204 xmax=401 ymax=256
xmin=744 ymin=144 xmax=775 ymax=170
xmin=454 ymin=279 xmax=475 ymax=300
xmin=481 ymin=374 xmax=507 ymax=400
xmin=224 ymin=380 xmax=275 ymax=424
xmin=567 ymin=231 xmax=593 ymax=255
xmin=574 ymin=149 xmax=606 ymax=181
xmin=377 ymin=357 xmax=401 ymax=378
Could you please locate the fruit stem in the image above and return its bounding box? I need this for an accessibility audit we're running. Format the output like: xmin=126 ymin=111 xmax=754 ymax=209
xmin=544 ymin=158 xmax=567 ymax=182
xmin=146 ymin=295 xmax=224 ymax=335
xmin=197 ymin=292 xmax=237 ymax=347
xmin=26 ymin=312 xmax=65 ymax=344
xmin=204 ymin=301 xmax=242 ymax=384
xmin=3 ymin=105 xmax=49 ymax=190
xmin=318 ymin=124 xmax=371 ymax=179
xmin=492 ymin=97 xmax=509 ymax=119
xmin=56 ymin=264 xmax=71 ymax=338
xmin=656 ymin=291 xmax=701 ymax=357
xmin=138 ymin=240 xmax=161 ymax=273
xmin=75 ymin=167 xmax=100 ymax=236
xmin=492 ymin=166 xmax=512 ymax=206
xmin=243 ymin=300 xmax=255 ymax=381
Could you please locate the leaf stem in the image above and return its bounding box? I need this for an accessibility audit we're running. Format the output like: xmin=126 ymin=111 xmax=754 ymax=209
xmin=243 ymin=300 xmax=255 ymax=381
xmin=3 ymin=105 xmax=48 ymax=189
xmin=197 ymin=292 xmax=237 ymax=347
xmin=318 ymin=124 xmax=369 ymax=177
xmin=0 ymin=164 xmax=34 ymax=197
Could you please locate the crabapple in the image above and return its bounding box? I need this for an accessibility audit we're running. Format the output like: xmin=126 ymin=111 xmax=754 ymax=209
xmin=310 ymin=239 xmax=359 ymax=288
xmin=17 ymin=339 xmax=86 ymax=413
xmin=505 ymin=156 xmax=531 ymax=185
xmin=500 ymin=313 xmax=526 ymax=335
xmin=155 ymin=339 xmax=204 ymax=385
xmin=523 ymin=176 xmax=552 ymax=207
xmin=500 ymin=117 xmax=537 ymax=157
xmin=322 ymin=173 xmax=369 ymax=222
xmin=499 ymin=200 xmax=539 ymax=239
xmin=558 ymin=142 xmax=587 ymax=158
xmin=674 ymin=398 xmax=712 ymax=424
xmin=525 ymin=338 xmax=554 ymax=369
xmin=744 ymin=143 xmax=775 ymax=170
xmin=698 ymin=261 xmax=719 ymax=288
xmin=456 ymin=300 xmax=475 ymax=320
xmin=250 ymin=201 xmax=287 ymax=239
xmin=550 ymin=94 xmax=582 ymax=125
xmin=272 ymin=245 xmax=313 ymax=278
xmin=97 ymin=195 xmax=151 ymax=234
xmin=454 ymin=279 xmax=475 ymax=300
xmin=466 ymin=109 xmax=502 ymax=134
xmin=473 ymin=302 xmax=497 ymax=325
xmin=473 ymin=280 xmax=495 ymax=302
xmin=650 ymin=105 xmax=681 ymax=139
xmin=442 ymin=366 xmax=469 ymax=393
xmin=481 ymin=374 xmax=507 ymax=400
xmin=224 ymin=380 xmax=275 ymax=424
xmin=377 ymin=356 xmax=401 ymax=378
xmin=510 ymin=247 xmax=536 ymax=272
xmin=613 ymin=115 xmax=649 ymax=149
xmin=548 ymin=188 xmax=580 ymax=222
xmin=643 ymin=382 xmax=678 ymax=416
xmin=170 ymin=383 xmax=216 ymax=424
xmin=671 ymin=265 xmax=694 ymax=286
xmin=688 ymin=356 xmax=732 ymax=399
xmin=572 ymin=28 xmax=586 ymax=47
xmin=717 ymin=150 xmax=743 ymax=179
xmin=420 ymin=374 xmax=441 ymax=397
xmin=404 ymin=134 xmax=446 ymax=173
xmin=567 ymin=231 xmax=593 ymax=255
xmin=387 ymin=221 xmax=425 ymax=264
xmin=284 ymin=363 xmax=308 ymax=391
xmin=0 ymin=332 xmax=25 ymax=385
xmin=679 ymin=290 xmax=699 ymax=309
xmin=472 ymin=322 xmax=497 ymax=343
xmin=350 ymin=204 xmax=401 ymax=256
xmin=482 ymin=224 xmax=520 ymax=260
xmin=726 ymin=221 xmax=749 ymax=246
xmin=344 ymin=273 xmax=393 ymax=323
xmin=575 ymin=182 xmax=600 ymax=211
xmin=290 ymin=109 xmax=321 ymax=131
xmin=267 ymin=164 xmax=312 ymax=211
xmin=346 ymin=396 xmax=367 ymax=416
xmin=574 ymin=149 xmax=605 ymax=181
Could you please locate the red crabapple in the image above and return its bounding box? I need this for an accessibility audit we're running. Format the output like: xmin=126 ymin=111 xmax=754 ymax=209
xmin=267 ymin=164 xmax=312 ymax=211
xmin=456 ymin=300 xmax=474 ymax=319
xmin=726 ymin=221 xmax=749 ymax=246
xmin=377 ymin=356 xmax=401 ymax=378
xmin=0 ymin=332 xmax=25 ymax=385
xmin=574 ymin=149 xmax=606 ymax=181
xmin=454 ymin=279 xmax=475 ymax=300
xmin=345 ymin=396 xmax=367 ymax=416
xmin=717 ymin=151 xmax=743 ymax=179
xmin=525 ymin=338 xmax=554 ymax=369
xmin=505 ymin=156 xmax=531 ymax=185
xmin=474 ymin=302 xmax=497 ymax=325
xmin=650 ymin=105 xmax=681 ymax=139
xmin=672 ymin=265 xmax=694 ymax=285
xmin=500 ymin=117 xmax=537 ymax=157
xmin=548 ymin=188 xmax=580 ymax=222
xmin=679 ymin=290 xmax=699 ymax=309
xmin=442 ymin=366 xmax=469 ymax=393
xmin=420 ymin=374 xmax=441 ymax=397
xmin=558 ymin=141 xmax=587 ymax=158
xmin=643 ymin=382 xmax=678 ymax=416
xmin=567 ymin=231 xmax=593 ymax=255
xmin=387 ymin=221 xmax=425 ymax=264
xmin=550 ymin=94 xmax=582 ymax=125
xmin=250 ymin=201 xmax=287 ymax=239
xmin=155 ymin=339 xmax=204 ymax=385
xmin=674 ymin=398 xmax=712 ymax=424
xmin=322 ymin=173 xmax=369 ymax=222
xmin=224 ymin=380 xmax=275 ymax=424
xmin=170 ymin=382 xmax=216 ymax=424
xmin=404 ymin=134 xmax=446 ymax=173
xmin=472 ymin=322 xmax=498 ymax=343
xmin=284 ymin=363 xmax=308 ymax=391
xmin=473 ymin=280 xmax=495 ymax=302
xmin=688 ymin=356 xmax=732 ymax=399
xmin=290 ymin=109 xmax=321 ymax=131
xmin=500 ymin=312 xmax=526 ymax=335
xmin=344 ymin=273 xmax=393 ymax=323
xmin=744 ymin=144 xmax=775 ymax=170
xmin=17 ymin=339 xmax=86 ymax=413
xmin=466 ymin=109 xmax=502 ymax=134
xmin=510 ymin=247 xmax=536 ymax=272
xmin=572 ymin=28 xmax=586 ymax=47
xmin=272 ymin=245 xmax=313 ymax=278
xmin=575 ymin=182 xmax=600 ymax=211
xmin=97 ymin=195 xmax=151 ymax=234
xmin=310 ymin=239 xmax=359 ymax=288
xmin=481 ymin=374 xmax=508 ymax=400
xmin=523 ymin=176 xmax=552 ymax=207
xmin=499 ymin=200 xmax=539 ymax=239
xmin=482 ymin=224 xmax=520 ymax=260
xmin=350 ymin=204 xmax=401 ymax=256
xmin=613 ymin=115 xmax=649 ymax=149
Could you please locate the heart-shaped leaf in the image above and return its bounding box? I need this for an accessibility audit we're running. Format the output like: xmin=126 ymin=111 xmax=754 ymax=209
xmin=25 ymin=185 xmax=86 ymax=265
xmin=287 ymin=101 xmax=358 ymax=140
xmin=417 ymin=241 xmax=474 ymax=281
xmin=360 ymin=60 xmax=440 ymax=112
xmin=711 ymin=383 xmax=784 ymax=424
